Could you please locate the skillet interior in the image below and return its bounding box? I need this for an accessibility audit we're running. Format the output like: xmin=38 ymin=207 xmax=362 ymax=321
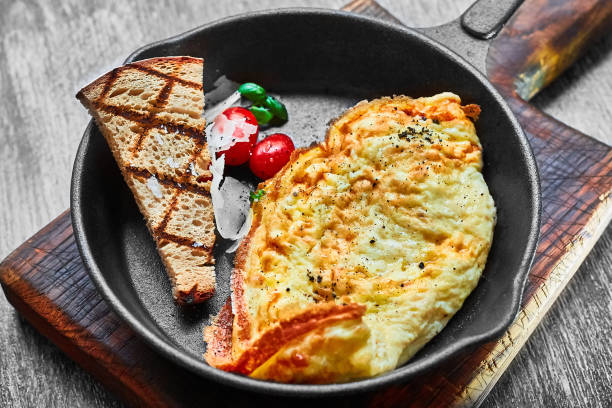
xmin=71 ymin=9 xmax=540 ymax=396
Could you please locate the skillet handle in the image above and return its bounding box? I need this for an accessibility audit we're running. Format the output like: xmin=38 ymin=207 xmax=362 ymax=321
xmin=461 ymin=0 xmax=524 ymax=40
xmin=416 ymin=0 xmax=524 ymax=73
xmin=487 ymin=0 xmax=612 ymax=100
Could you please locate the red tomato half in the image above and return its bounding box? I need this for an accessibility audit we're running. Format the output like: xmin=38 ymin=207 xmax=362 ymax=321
xmin=217 ymin=107 xmax=259 ymax=166
xmin=250 ymin=133 xmax=295 ymax=180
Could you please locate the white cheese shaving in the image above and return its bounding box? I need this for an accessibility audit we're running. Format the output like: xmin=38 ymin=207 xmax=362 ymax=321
xmin=205 ymin=92 xmax=257 ymax=246
xmin=209 ymin=154 xmax=226 ymax=210
xmin=154 ymin=133 xmax=164 ymax=145
xmin=189 ymin=162 xmax=199 ymax=176
xmin=212 ymin=175 xmax=251 ymax=240
xmin=226 ymin=239 xmax=241 ymax=253
xmin=204 ymin=90 xmax=241 ymax=124
xmin=235 ymin=116 xmax=258 ymax=138
xmin=226 ymin=209 xmax=253 ymax=253
xmin=166 ymin=157 xmax=180 ymax=168
xmin=208 ymin=113 xmax=237 ymax=154
xmin=146 ymin=176 xmax=163 ymax=199
xmin=208 ymin=152 xmax=253 ymax=243
xmin=207 ymin=111 xmax=258 ymax=156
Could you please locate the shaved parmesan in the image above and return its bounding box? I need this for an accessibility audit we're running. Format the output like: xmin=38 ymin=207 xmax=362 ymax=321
xmin=207 ymin=113 xmax=237 ymax=154
xmin=207 ymin=114 xmax=257 ymax=156
xmin=189 ymin=162 xmax=199 ymax=176
xmin=210 ymin=154 xmax=226 ymax=210
xmin=146 ymin=176 xmax=163 ymax=199
xmin=235 ymin=116 xmax=258 ymax=139
xmin=226 ymin=209 xmax=253 ymax=253
xmin=205 ymin=91 xmax=256 ymax=246
xmin=205 ymin=90 xmax=241 ymax=124
xmin=226 ymin=239 xmax=241 ymax=254
xmin=213 ymin=176 xmax=251 ymax=240
xmin=166 ymin=157 xmax=179 ymax=168
xmin=208 ymin=153 xmax=252 ymax=243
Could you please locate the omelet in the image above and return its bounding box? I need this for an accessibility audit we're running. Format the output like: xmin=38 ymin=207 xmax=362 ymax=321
xmin=204 ymin=92 xmax=496 ymax=383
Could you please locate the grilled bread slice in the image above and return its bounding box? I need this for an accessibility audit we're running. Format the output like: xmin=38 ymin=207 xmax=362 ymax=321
xmin=204 ymin=93 xmax=495 ymax=383
xmin=77 ymin=57 xmax=216 ymax=305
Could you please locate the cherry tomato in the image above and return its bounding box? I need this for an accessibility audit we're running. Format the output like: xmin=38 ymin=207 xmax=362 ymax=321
xmin=217 ymin=107 xmax=259 ymax=166
xmin=250 ymin=133 xmax=295 ymax=180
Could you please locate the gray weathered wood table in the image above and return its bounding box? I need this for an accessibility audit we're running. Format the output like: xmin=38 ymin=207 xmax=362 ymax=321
xmin=0 ymin=0 xmax=610 ymax=406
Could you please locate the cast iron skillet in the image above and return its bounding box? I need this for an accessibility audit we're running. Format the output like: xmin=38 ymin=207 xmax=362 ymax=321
xmin=71 ymin=3 xmax=540 ymax=397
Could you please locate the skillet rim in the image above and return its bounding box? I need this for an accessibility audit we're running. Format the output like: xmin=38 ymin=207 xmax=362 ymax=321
xmin=71 ymin=7 xmax=541 ymax=397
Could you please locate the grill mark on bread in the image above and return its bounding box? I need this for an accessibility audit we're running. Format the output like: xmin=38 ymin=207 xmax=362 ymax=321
xmin=155 ymin=190 xmax=180 ymax=237
xmin=149 ymin=187 xmax=211 ymax=254
xmin=157 ymin=231 xmax=212 ymax=252
xmin=93 ymin=102 xmax=205 ymax=143
xmin=127 ymin=166 xmax=212 ymax=198
xmin=152 ymin=191 xmax=210 ymax=255
xmin=151 ymin=195 xmax=213 ymax=256
xmin=154 ymin=80 xmax=175 ymax=108
xmin=92 ymin=64 xmax=201 ymax=96
xmin=130 ymin=128 xmax=150 ymax=157
xmin=129 ymin=64 xmax=202 ymax=90
xmin=98 ymin=68 xmax=120 ymax=101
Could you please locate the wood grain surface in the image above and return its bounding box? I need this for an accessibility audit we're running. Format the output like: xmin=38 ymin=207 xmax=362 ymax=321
xmin=0 ymin=0 xmax=611 ymax=407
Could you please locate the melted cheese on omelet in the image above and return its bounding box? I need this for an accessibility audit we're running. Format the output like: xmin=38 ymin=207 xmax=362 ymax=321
xmin=206 ymin=93 xmax=496 ymax=383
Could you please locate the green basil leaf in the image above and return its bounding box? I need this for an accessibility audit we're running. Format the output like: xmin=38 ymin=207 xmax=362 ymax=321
xmin=264 ymin=95 xmax=288 ymax=121
xmin=250 ymin=105 xmax=274 ymax=124
xmin=238 ymin=82 xmax=266 ymax=104
xmin=250 ymin=189 xmax=266 ymax=202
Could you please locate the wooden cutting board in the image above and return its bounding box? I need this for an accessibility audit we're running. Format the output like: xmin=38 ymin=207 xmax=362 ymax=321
xmin=1 ymin=0 xmax=611 ymax=406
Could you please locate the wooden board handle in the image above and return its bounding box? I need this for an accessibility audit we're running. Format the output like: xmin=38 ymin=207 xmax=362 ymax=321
xmin=488 ymin=0 xmax=612 ymax=99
